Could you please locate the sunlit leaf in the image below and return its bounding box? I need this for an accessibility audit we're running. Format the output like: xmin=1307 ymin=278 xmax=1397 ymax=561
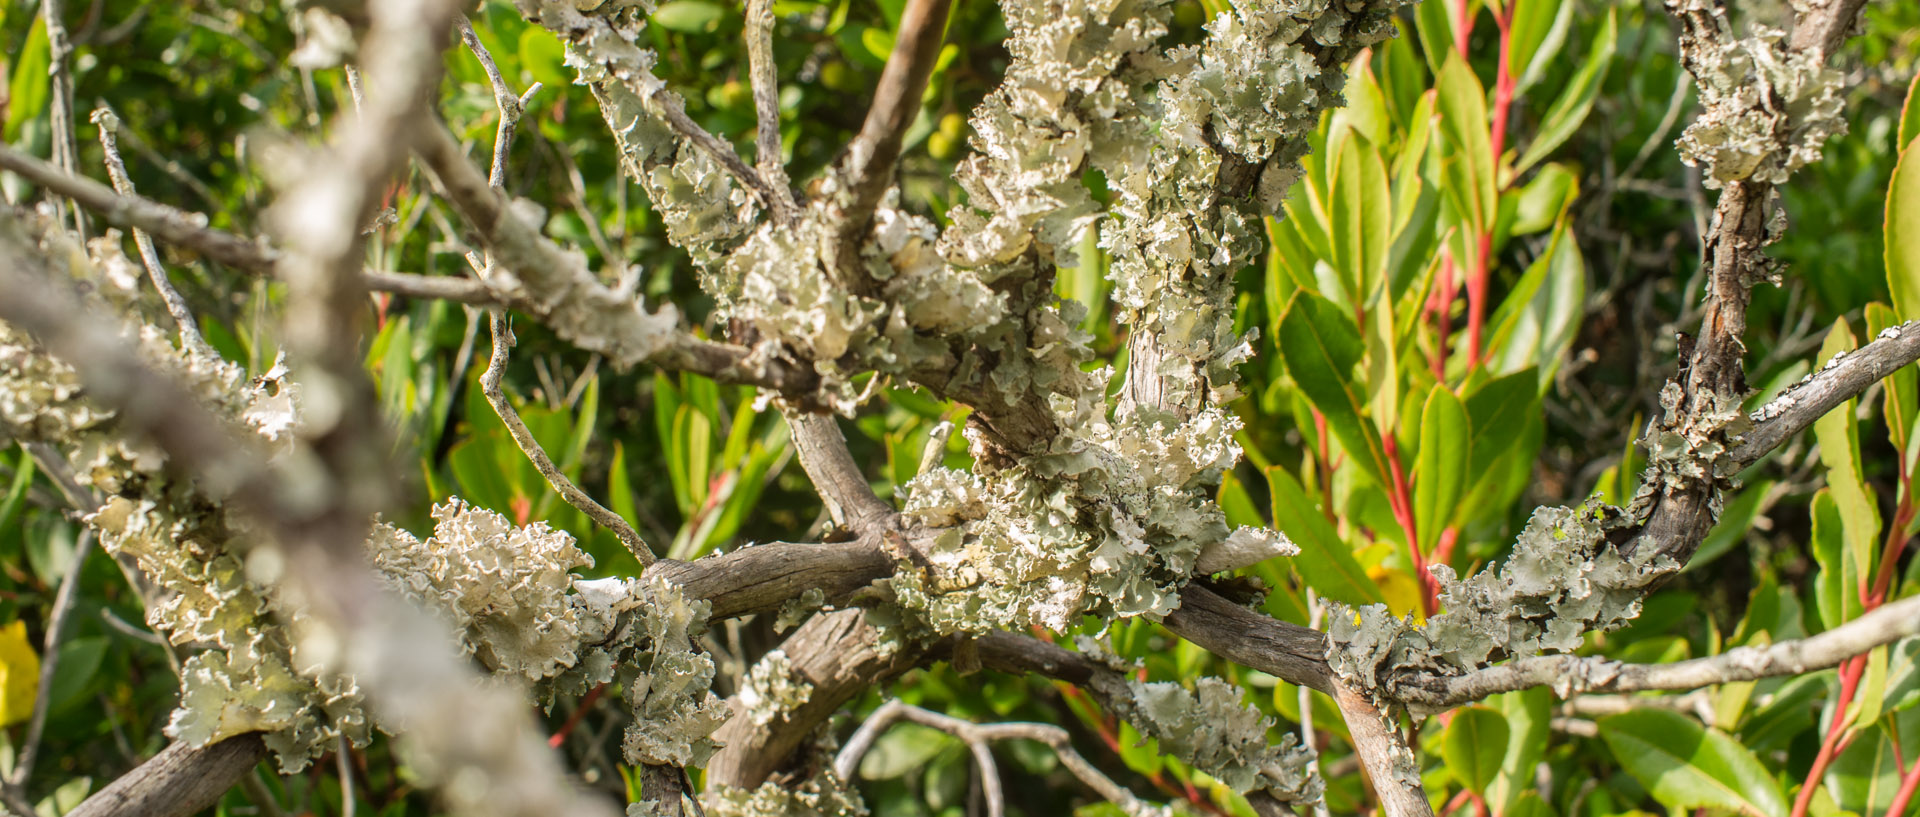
xmin=1599 ymin=710 xmax=1787 ymax=817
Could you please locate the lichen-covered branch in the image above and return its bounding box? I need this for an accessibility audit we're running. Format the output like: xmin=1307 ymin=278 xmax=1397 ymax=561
xmin=92 ymin=108 xmax=216 ymax=360
xmin=827 ymin=0 xmax=953 ymax=266
xmin=1399 ymin=592 xmax=1920 ymax=710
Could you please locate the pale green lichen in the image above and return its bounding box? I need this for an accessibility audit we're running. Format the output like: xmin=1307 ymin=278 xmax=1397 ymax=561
xmin=621 ymin=573 xmax=731 ymax=767
xmin=894 ymin=408 xmax=1272 ymax=633
xmin=701 ymin=771 xmax=869 ymax=817
xmin=368 ymin=501 xmax=594 ymax=683
xmin=1673 ymin=21 xmax=1847 ymax=188
xmin=1327 ymin=501 xmax=1676 ymax=707
xmin=736 ymin=649 xmax=813 ymax=726
xmin=774 ymin=587 xmax=828 ymax=633
xmin=1121 ymin=678 xmax=1322 ymax=806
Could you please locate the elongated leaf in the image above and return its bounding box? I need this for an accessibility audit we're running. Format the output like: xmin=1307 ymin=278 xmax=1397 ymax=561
xmin=1888 ymin=112 xmax=1920 ymax=322
xmin=1413 ymin=385 xmax=1468 ymax=555
xmin=1865 ymin=303 xmax=1918 ymax=462
xmin=1443 ymin=706 xmax=1509 ymax=795
xmin=1279 ymin=293 xmax=1391 ymax=489
xmin=1515 ymin=9 xmax=1616 ymax=174
xmin=1330 ymin=132 xmax=1392 ymax=309
xmin=1485 ymin=688 xmax=1551 ymax=812
xmin=1812 ymin=319 xmax=1880 ymax=615
xmin=6 ymin=19 xmax=50 ymax=145
xmin=1508 ymin=0 xmax=1574 ymax=94
xmin=1267 ymin=466 xmax=1382 ymax=606
xmin=1598 ymin=710 xmax=1788 ymax=817
xmin=1827 ymin=724 xmax=1902 ymax=815
xmin=1484 ymin=221 xmax=1584 ymax=386
xmin=1435 ymin=55 xmax=1497 ymax=235
xmin=1811 ymin=489 xmax=1862 ymax=631
xmin=1901 ymin=72 xmax=1920 ymax=175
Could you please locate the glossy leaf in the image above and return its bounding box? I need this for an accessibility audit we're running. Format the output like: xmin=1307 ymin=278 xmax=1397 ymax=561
xmin=1812 ymin=319 xmax=1880 ymax=613
xmin=1412 ymin=385 xmax=1468 ymax=555
xmin=1598 ymin=710 xmax=1788 ymax=817
xmin=1279 ymin=293 xmax=1391 ymax=489
xmin=5 ymin=19 xmax=49 ymax=145
xmin=1442 ymin=706 xmax=1509 ymax=795
xmin=1508 ymin=0 xmax=1574 ymax=94
xmin=1435 ymin=55 xmax=1497 ymax=236
xmin=1888 ymin=109 xmax=1920 ymax=322
xmin=1515 ymin=9 xmax=1616 ymax=174
xmin=1330 ymin=132 xmax=1392 ymax=309
xmin=1267 ymin=466 xmax=1382 ymax=606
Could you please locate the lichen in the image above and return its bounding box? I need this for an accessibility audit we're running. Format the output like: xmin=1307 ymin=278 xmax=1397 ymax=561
xmin=1673 ymin=20 xmax=1847 ymax=188
xmin=775 ymin=587 xmax=828 ymax=633
xmin=736 ymin=649 xmax=814 ymax=726
xmin=701 ymin=770 xmax=869 ymax=817
xmin=892 ymin=408 xmax=1270 ymax=633
xmin=1089 ymin=674 xmax=1322 ymax=807
xmin=1326 ymin=501 xmax=1676 ymax=708
xmin=620 ymin=573 xmax=731 ymax=768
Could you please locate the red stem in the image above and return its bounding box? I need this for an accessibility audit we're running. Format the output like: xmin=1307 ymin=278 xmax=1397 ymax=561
xmin=1432 ymin=254 xmax=1456 ymax=379
xmin=1452 ymin=0 xmax=1473 ymax=56
xmin=1467 ymin=4 xmax=1516 ymax=369
xmin=1888 ymin=755 xmax=1920 ymax=817
xmin=1869 ymin=495 xmax=1915 ymax=605
xmin=1381 ymin=435 xmax=1437 ymax=615
xmin=1790 ymin=654 xmax=1867 ymax=817
xmin=548 ymin=682 xmax=608 ymax=749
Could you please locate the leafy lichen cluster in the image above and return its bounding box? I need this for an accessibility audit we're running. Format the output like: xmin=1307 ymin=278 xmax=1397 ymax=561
xmin=896 ymin=408 xmax=1285 ymax=632
xmin=1328 ymin=502 xmax=1675 ymax=707
xmin=736 ymin=649 xmax=814 ymax=727
xmin=1118 ymin=678 xmax=1323 ymax=806
xmin=619 ymin=572 xmax=732 ymax=767
xmin=697 ymin=771 xmax=869 ymax=817
xmin=1671 ymin=15 xmax=1847 ymax=188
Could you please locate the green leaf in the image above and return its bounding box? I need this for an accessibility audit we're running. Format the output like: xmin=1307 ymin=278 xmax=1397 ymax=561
xmin=1462 ymin=368 xmax=1539 ymax=483
xmin=1442 ymin=706 xmax=1509 ymax=795
xmin=1514 ymin=8 xmax=1616 ymax=174
xmin=1888 ymin=111 xmax=1920 ymax=323
xmin=1485 ymin=687 xmax=1552 ymax=813
xmin=1866 ymin=303 xmax=1918 ymax=461
xmin=1598 ymin=709 xmax=1788 ymax=817
xmin=47 ymin=636 xmax=107 ymax=714
xmin=1434 ymin=55 xmax=1497 ymax=234
xmin=651 ymin=1 xmax=726 ymax=32
xmin=6 ymin=19 xmax=49 ymax=145
xmin=517 ymin=26 xmax=570 ymax=88
xmin=1412 ymin=385 xmax=1468 ymax=556
xmin=1507 ymin=0 xmax=1573 ymax=95
xmin=1329 ymin=133 xmax=1392 ymax=309
xmin=859 ymin=723 xmax=958 ymax=780
xmin=1512 ymin=162 xmax=1577 ymax=236
xmin=1484 ymin=221 xmax=1584 ymax=386
xmin=1812 ymin=319 xmax=1880 ymax=616
xmin=1266 ymin=466 xmax=1382 ymax=606
xmin=1278 ymin=294 xmax=1391 ymax=490
xmin=1812 ymin=489 xmax=1863 ymax=631
xmin=1827 ymin=724 xmax=1902 ymax=815
xmin=1899 ymin=72 xmax=1920 ymax=161
xmin=1413 ymin=0 xmax=1456 ymax=76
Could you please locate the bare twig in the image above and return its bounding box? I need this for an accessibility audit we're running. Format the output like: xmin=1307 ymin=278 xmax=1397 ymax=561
xmin=1731 ymin=320 xmax=1920 ymax=463
xmin=785 ymin=410 xmax=893 ymax=530
xmin=834 ymin=700 xmax=1168 ymax=817
xmin=65 ymin=734 xmax=270 ymax=817
xmin=743 ymin=0 xmax=796 ymax=220
xmin=457 ymin=16 xmax=540 ymax=194
xmin=91 ymin=107 xmax=218 ymax=359
xmin=1329 ymin=685 xmax=1434 ymax=817
xmin=482 ymin=311 xmax=655 ymax=565
xmin=42 ymin=0 xmax=87 ymax=240
xmin=12 ymin=529 xmax=98 ymax=788
xmin=829 ymin=0 xmax=952 ymax=267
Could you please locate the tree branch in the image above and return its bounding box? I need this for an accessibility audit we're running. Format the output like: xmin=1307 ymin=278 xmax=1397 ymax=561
xmin=743 ymin=0 xmax=796 ymax=221
xmin=833 ymin=700 xmax=1168 ymax=817
xmin=1731 ymin=320 xmax=1920 ymax=463
xmin=829 ymin=0 xmax=952 ymax=263
xmin=785 ymin=410 xmax=895 ymax=531
xmin=414 ymin=117 xmax=816 ymax=392
xmin=1399 ymin=593 xmax=1920 ymax=711
xmin=91 ymin=107 xmax=216 ymax=359
xmin=65 ymin=734 xmax=270 ymax=817
xmin=481 ymin=311 xmax=655 ymax=565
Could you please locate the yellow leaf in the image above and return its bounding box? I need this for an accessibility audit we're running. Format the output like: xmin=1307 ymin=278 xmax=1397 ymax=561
xmin=0 ymin=620 xmax=40 ymax=725
xmin=1367 ymin=565 xmax=1427 ymax=624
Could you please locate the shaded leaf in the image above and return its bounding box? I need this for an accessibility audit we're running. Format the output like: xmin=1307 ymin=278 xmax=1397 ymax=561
xmin=1599 ymin=710 xmax=1787 ymax=817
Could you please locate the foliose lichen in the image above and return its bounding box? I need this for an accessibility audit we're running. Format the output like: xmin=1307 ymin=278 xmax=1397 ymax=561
xmin=1326 ymin=501 xmax=1676 ymax=707
xmin=620 ymin=573 xmax=732 ymax=768
xmin=700 ymin=771 xmax=869 ymax=817
xmin=1672 ymin=18 xmax=1847 ymax=188
xmin=1117 ymin=678 xmax=1323 ymax=806
xmin=736 ymin=649 xmax=814 ymax=727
